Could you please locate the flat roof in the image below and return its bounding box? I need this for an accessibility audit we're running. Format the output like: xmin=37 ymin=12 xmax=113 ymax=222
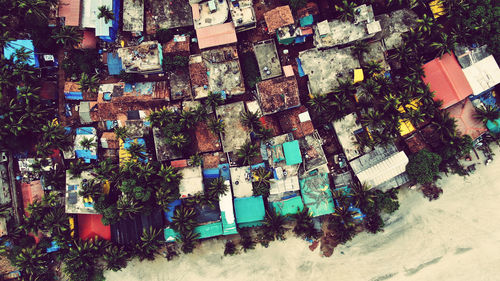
xmin=78 ymin=214 xmax=111 ymax=240
xmin=196 ymin=22 xmax=237 ymax=50
xmin=422 ymin=52 xmax=473 ymax=109
xmin=354 ymin=149 xmax=409 ymax=190
xmin=234 ymin=196 xmax=265 ymax=227
xmin=313 ymin=19 xmax=376 ymax=49
xmin=189 ymin=55 xmax=210 ymax=99
xmin=194 ymin=117 xmax=223 ymax=153
xmin=192 ymin=0 xmax=229 ymax=29
xmin=194 ymin=222 xmax=223 ymax=239
xmin=264 ymin=6 xmax=294 ymax=34
xmin=153 ymin=127 xmax=183 ymax=161
xmin=372 ymin=9 xmax=418 ymax=50
xmin=123 ymin=0 xmax=144 ymax=32
xmin=230 ymin=166 xmax=253 ymax=198
xmin=299 ymin=172 xmax=334 ymax=217
xmin=277 ymin=106 xmax=314 ymax=139
xmin=269 ymin=173 xmax=300 ymax=195
xmin=462 ymin=55 xmax=500 ymax=95
xmin=257 ymin=76 xmax=300 ymax=115
xmin=169 ymin=68 xmax=192 ymax=100
xmin=59 ymin=0 xmax=81 ymax=26
xmin=179 ymin=166 xmax=204 ymax=198
xmin=333 ymin=113 xmax=364 ymax=161
xmin=298 ymin=134 xmax=327 ymax=174
xmin=202 ymin=45 xmax=245 ymax=95
xmin=299 ymin=47 xmax=360 ymax=95
xmin=283 ymin=140 xmax=302 ymax=165
xmin=271 ymin=195 xmax=304 ymax=216
xmin=65 ymin=171 xmax=99 ymax=214
xmin=146 ymin=0 xmax=193 ymax=33
xmin=253 ymin=39 xmax=282 ymax=80
xmin=117 ymin=41 xmax=163 ymax=74
xmin=229 ymin=0 xmax=256 ymax=30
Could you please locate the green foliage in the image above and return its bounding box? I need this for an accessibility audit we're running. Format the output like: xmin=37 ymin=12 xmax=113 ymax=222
xmin=292 ymin=207 xmax=319 ymax=239
xmin=252 ymin=167 xmax=272 ymax=197
xmin=207 ymin=118 xmax=225 ymax=135
xmin=407 ymin=149 xmax=442 ymax=184
xmin=177 ymin=230 xmax=199 ymax=254
xmin=474 ymin=105 xmax=500 ymax=124
xmin=97 ymin=5 xmax=114 ymax=23
xmin=237 ymin=141 xmax=260 ymax=165
xmin=335 ymin=0 xmax=356 ymax=22
xmin=63 ymin=49 xmax=103 ymax=79
xmin=156 ymin=28 xmax=174 ymax=43
xmin=240 ymin=52 xmax=261 ymax=89
xmin=364 ymin=213 xmax=385 ymax=234
xmin=148 ymin=107 xmax=193 ymax=152
xmin=162 ymin=55 xmax=189 ymax=71
xmin=51 ymin=26 xmax=82 ymax=49
xmin=63 ymin=239 xmax=105 ymax=281
xmin=103 ymin=244 xmax=129 ymax=271
xmin=262 ymin=211 xmax=286 ymax=241
xmin=189 ymin=153 xmax=203 ymax=166
xmin=170 ymin=205 xmax=197 ymax=234
xmin=328 ymin=206 xmax=357 ymax=244
xmin=224 ymin=240 xmax=237 ymax=256
xmin=78 ymin=72 xmax=100 ymax=94
xmin=114 ymin=126 xmax=129 ymax=142
xmin=240 ymin=229 xmax=256 ymax=252
xmin=281 ymin=0 xmax=307 ymax=11
xmin=207 ymin=177 xmax=228 ymax=199
xmin=135 ymin=227 xmax=163 ymax=261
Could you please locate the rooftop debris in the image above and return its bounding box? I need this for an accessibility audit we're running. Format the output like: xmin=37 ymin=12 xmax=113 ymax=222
xmin=264 ymin=6 xmax=294 ymax=34
xmin=117 ymin=41 xmax=163 ymax=74
xmin=256 ymin=75 xmax=300 ymax=115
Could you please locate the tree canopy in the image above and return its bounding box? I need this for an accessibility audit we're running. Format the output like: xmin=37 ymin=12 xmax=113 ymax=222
xmin=406 ymin=149 xmax=442 ymax=184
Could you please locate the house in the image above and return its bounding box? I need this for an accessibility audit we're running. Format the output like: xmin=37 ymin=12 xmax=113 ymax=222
xmin=276 ymin=105 xmax=315 ymax=139
xmin=253 ymin=39 xmax=282 ymax=80
xmin=422 ymin=52 xmax=473 ymax=109
xmin=59 ymin=0 xmax=81 ymax=26
xmin=256 ymin=74 xmax=300 ymax=115
xmin=146 ymin=0 xmax=193 ymax=34
xmin=179 ymin=166 xmax=204 ymax=198
xmin=313 ymin=5 xmax=380 ymax=49
xmin=196 ymin=22 xmax=238 ymax=50
xmin=20 ymin=180 xmax=44 ymax=215
xmin=169 ymin=69 xmax=192 ymax=100
xmin=117 ymin=41 xmax=163 ymax=74
xmin=162 ymin=35 xmax=191 ymax=56
xmin=81 ymin=0 xmax=120 ymax=42
xmin=229 ymin=0 xmax=256 ymax=32
xmin=234 ymin=196 xmax=266 ymax=227
xmin=264 ymin=6 xmax=294 ymax=34
xmin=333 ymin=113 xmax=367 ymax=161
xmin=372 ymin=9 xmax=418 ymax=50
xmin=455 ymin=45 xmax=500 ymax=96
xmin=216 ymin=171 xmax=238 ymax=235
xmin=216 ymin=102 xmax=251 ymax=153
xmin=270 ymin=194 xmax=304 ymax=216
xmin=189 ymin=55 xmax=210 ymax=99
xmin=123 ymin=0 xmax=144 ymax=32
xmin=230 ymin=166 xmax=253 ymax=198
xmin=298 ymin=134 xmax=328 ymax=174
xmin=111 ymin=211 xmax=164 ymax=244
xmin=276 ymin=25 xmax=313 ymax=45
xmin=298 ymin=47 xmax=360 ymax=95
xmin=445 ymin=99 xmax=487 ymax=140
xmin=349 ymin=144 xmax=410 ymax=191
xmin=78 ymin=214 xmax=111 ymax=240
xmin=299 ymin=172 xmax=335 ymax=217
xmin=65 ymin=171 xmax=99 ymax=214
xmin=192 ymin=0 xmax=229 ymax=29
xmin=4 ymin=40 xmax=38 ymax=67
xmin=153 ymin=127 xmax=182 ymax=162
xmin=194 ymin=117 xmax=222 ymax=153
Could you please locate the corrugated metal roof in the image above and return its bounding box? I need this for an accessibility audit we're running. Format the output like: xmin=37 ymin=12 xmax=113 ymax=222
xmin=462 ymin=55 xmax=500 ymax=95
xmin=95 ymin=0 xmax=112 ymax=37
xmin=196 ymin=22 xmax=237 ymax=50
xmin=356 ymin=151 xmax=409 ymax=187
xmin=194 ymin=222 xmax=223 ymax=239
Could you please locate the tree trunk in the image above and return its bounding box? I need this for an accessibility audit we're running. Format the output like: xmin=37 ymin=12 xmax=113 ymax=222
xmin=57 ymin=48 xmax=66 ymax=125
xmin=7 ymin=151 xmax=21 ymax=224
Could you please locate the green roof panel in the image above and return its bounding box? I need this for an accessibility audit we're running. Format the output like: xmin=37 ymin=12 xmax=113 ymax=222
xmin=194 ymin=222 xmax=223 ymax=239
xmin=271 ymin=196 xmax=305 ymax=216
xmin=299 ymin=172 xmax=334 ymax=217
xmin=234 ymin=196 xmax=265 ymax=227
xmin=283 ymin=140 xmax=303 ymax=165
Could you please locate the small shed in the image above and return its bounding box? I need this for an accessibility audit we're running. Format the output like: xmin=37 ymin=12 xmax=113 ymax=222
xmin=283 ymin=140 xmax=302 ymax=165
xmin=78 ymin=214 xmax=111 ymax=240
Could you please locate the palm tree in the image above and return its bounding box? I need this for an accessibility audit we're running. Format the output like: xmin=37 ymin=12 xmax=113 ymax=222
xmin=389 ymin=42 xmax=412 ymax=62
xmin=328 ymin=205 xmax=356 ymax=243
xmin=208 ymin=177 xmax=228 ymax=198
xmin=103 ymin=244 xmax=128 ymax=271
xmin=207 ymin=118 xmax=225 ymax=135
xmin=158 ymin=164 xmax=181 ymax=183
xmin=68 ymin=159 xmax=87 ymax=178
xmin=155 ymin=185 xmax=181 ymax=211
xmin=358 ymin=79 xmax=381 ymax=103
xmin=252 ymin=167 xmax=272 ymax=197
xmin=126 ymin=142 xmax=146 ymax=160
xmin=39 ymin=121 xmax=73 ymax=152
xmin=416 ymin=14 xmax=441 ymax=36
xmin=240 ymin=229 xmax=256 ymax=252
xmin=117 ymin=197 xmax=144 ymax=219
xmin=335 ymin=0 xmax=356 ymax=22
xmin=189 ymin=153 xmax=203 ymax=166
xmin=170 ymin=205 xmax=197 ymax=234
xmin=474 ymin=105 xmax=500 ymax=125
xmin=97 ymin=5 xmax=115 ymax=23
xmin=431 ymin=112 xmax=458 ymax=141
xmin=205 ymin=92 xmax=223 ymax=108
xmin=78 ymin=72 xmax=100 ymax=94
xmin=79 ymin=136 xmax=96 ymax=150
xmin=224 ymin=240 xmax=237 ymax=256
xmin=168 ymin=133 xmax=189 ymax=149
xmin=361 ymin=110 xmax=383 ymax=129
xmin=364 ymin=60 xmax=383 ymax=77
xmin=335 ymin=79 xmax=356 ymax=96
xmin=135 ymin=227 xmax=162 ymax=261
xmin=351 ymin=183 xmax=375 ymax=211
xmin=262 ymin=211 xmax=286 ymax=241
xmin=114 ymin=126 xmax=129 ymax=142
xmin=254 ymin=125 xmax=274 ymax=140
xmin=51 ymin=26 xmax=82 ymax=49
xmin=431 ymin=33 xmax=458 ymax=57
xmin=351 ymin=40 xmax=369 ymax=61
xmin=240 ymin=111 xmax=261 ymax=131
xmin=236 ymin=141 xmax=260 ymax=165
xmin=292 ymin=207 xmax=317 ymax=239
xmin=404 ymin=107 xmax=427 ymax=127
xmin=14 ymin=246 xmax=51 ymax=279
xmin=402 ymin=28 xmax=426 ymax=52
xmin=177 ymin=230 xmax=199 ymax=254
xmin=307 ymin=94 xmax=331 ymax=113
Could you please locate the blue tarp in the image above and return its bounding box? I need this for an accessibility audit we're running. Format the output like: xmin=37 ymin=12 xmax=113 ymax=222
xmin=219 ymin=164 xmax=230 ymax=181
xmin=4 ymin=40 xmax=39 ymax=67
xmin=163 ymin=199 xmax=182 ymax=222
xmin=296 ymin=58 xmax=305 ymax=77
xmin=75 ymin=150 xmax=97 ymax=163
xmin=487 ymin=119 xmax=500 ymax=134
xmin=65 ymin=91 xmax=83 ymax=100
xmin=295 ymin=36 xmax=306 ymax=44
xmin=203 ymin=168 xmax=220 ymax=179
xmin=76 ymin=127 xmax=95 ymax=135
xmin=250 ymin=162 xmax=266 ymax=170
xmin=469 ymin=90 xmax=497 ymax=107
xmin=107 ymin=53 xmax=123 ymax=75
xmin=124 ymin=138 xmax=148 ymax=163
xmin=300 ymin=15 xmax=314 ymax=27
xmin=46 ymin=241 xmax=60 ymax=253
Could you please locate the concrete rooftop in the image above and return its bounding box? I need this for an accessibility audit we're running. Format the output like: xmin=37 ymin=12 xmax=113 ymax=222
xmin=332 ymin=113 xmax=366 ymax=161
xmin=146 ymin=0 xmax=193 ymax=33
xmin=215 ymin=101 xmax=251 ymax=152
xmin=229 ymin=0 xmax=256 ymax=32
xmin=201 ymin=46 xmax=245 ymax=95
xmin=253 ymin=39 xmax=282 ymax=80
xmin=117 ymin=41 xmax=163 ymax=74
xmin=372 ymin=9 xmax=418 ymax=50
xmin=256 ymin=75 xmax=300 ymax=115
xmin=123 ymin=0 xmax=144 ymax=32
xmin=313 ymin=19 xmax=376 ymax=49
xmin=192 ymin=0 xmax=229 ymax=29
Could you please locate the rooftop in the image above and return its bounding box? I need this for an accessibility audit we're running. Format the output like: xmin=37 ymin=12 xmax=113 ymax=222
xmin=78 ymin=214 xmax=111 ymax=240
xmin=146 ymin=0 xmax=193 ymax=33
xmin=162 ymin=35 xmax=191 ymax=55
xmin=65 ymin=171 xmax=99 ymax=214
xmin=117 ymin=41 xmax=163 ymax=74
xmin=299 ymin=172 xmax=334 ymax=217
xmin=456 ymin=46 xmax=500 ymax=95
xmin=372 ymin=9 xmax=418 ymax=50
xmin=404 ymin=132 xmax=428 ymax=154
xmin=201 ymin=45 xmax=245 ymax=95
xmin=333 ymin=171 xmax=353 ymax=188
xmin=264 ymin=6 xmax=294 ymax=34
xmin=194 ymin=117 xmax=222 ymax=153
xmin=229 ymin=0 xmax=256 ymax=32
xmin=20 ymin=180 xmax=44 ymax=215
xmin=253 ymin=39 xmax=282 ymax=80
xmin=192 ymin=0 xmax=229 ymax=29
xmin=445 ymin=99 xmax=487 ymax=140
xmin=189 ymin=55 xmax=210 ymax=99
xmin=196 ymin=22 xmax=238 ymax=50
xmin=276 ymin=105 xmax=314 ymax=139
xmin=234 ymin=196 xmax=265 ymax=227
xmin=298 ymin=134 xmax=328 ymax=174
xmin=269 ymin=171 xmax=300 ymax=195
xmin=362 ymin=41 xmax=390 ymax=71
xmin=313 ymin=19 xmax=377 ymax=49
xmin=332 ymin=113 xmax=366 ymax=161
xmin=256 ymin=75 xmax=300 ymax=115
xmin=179 ymin=166 xmax=204 ymax=198
xmin=422 ymin=52 xmax=473 ymax=109
xmin=59 ymin=0 xmax=81 ymax=26
xmin=215 ymin=101 xmax=250 ymax=152
xmin=271 ymin=195 xmax=304 ymax=216
xmin=123 ymin=0 xmax=144 ymax=32
xmin=153 ymin=127 xmax=183 ymax=161
xmin=299 ymin=47 xmax=360 ymax=95
xmin=230 ymin=166 xmax=253 ymax=198
xmin=169 ymin=68 xmax=192 ymax=100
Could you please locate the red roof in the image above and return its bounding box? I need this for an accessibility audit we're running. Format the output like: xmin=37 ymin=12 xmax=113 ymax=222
xmin=196 ymin=23 xmax=237 ymax=50
xmin=171 ymin=159 xmax=189 ymax=168
xmin=277 ymin=106 xmax=314 ymax=139
xmin=445 ymin=99 xmax=486 ymax=140
xmin=81 ymin=30 xmax=97 ymax=49
xmin=422 ymin=53 xmax=472 ymax=109
xmin=78 ymin=214 xmax=111 ymax=240
xmin=20 ymin=180 xmax=44 ymax=216
xmin=59 ymin=0 xmax=81 ymax=27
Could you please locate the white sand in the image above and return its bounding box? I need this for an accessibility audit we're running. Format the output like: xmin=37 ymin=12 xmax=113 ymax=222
xmin=105 ymin=146 xmax=500 ymax=281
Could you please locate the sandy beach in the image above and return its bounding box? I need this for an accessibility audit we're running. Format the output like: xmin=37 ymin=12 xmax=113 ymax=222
xmin=105 ymin=146 xmax=500 ymax=281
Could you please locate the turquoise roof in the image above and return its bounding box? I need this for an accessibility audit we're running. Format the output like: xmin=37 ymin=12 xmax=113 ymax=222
xmin=4 ymin=40 xmax=38 ymax=67
xmin=299 ymin=173 xmax=334 ymax=217
xmin=300 ymin=14 xmax=314 ymax=26
xmin=164 ymin=228 xmax=179 ymax=242
xmin=486 ymin=119 xmax=500 ymax=134
xmin=221 ymin=211 xmax=238 ymax=235
xmin=234 ymin=196 xmax=265 ymax=227
xmin=271 ymin=196 xmax=304 ymax=216
xmin=283 ymin=140 xmax=303 ymax=165
xmin=194 ymin=222 xmax=223 ymax=239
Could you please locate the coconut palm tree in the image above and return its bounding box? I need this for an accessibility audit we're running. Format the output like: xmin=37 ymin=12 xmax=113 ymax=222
xmin=78 ymin=72 xmax=100 ymax=94
xmin=240 ymin=229 xmax=256 ymax=252
xmin=404 ymin=107 xmax=427 ymax=127
xmin=473 ymin=105 xmax=500 ymax=125
xmin=170 ymin=205 xmax=197 ymax=234
xmin=168 ymin=133 xmax=189 ymax=149
xmin=39 ymin=121 xmax=73 ymax=152
xmin=114 ymin=126 xmax=129 ymax=142
xmin=328 ymin=206 xmax=356 ymax=243
xmin=189 ymin=153 xmax=203 ymax=166
xmin=97 ymin=5 xmax=115 ymax=23
xmin=291 ymin=207 xmax=317 ymax=239
xmin=177 ymin=230 xmax=199 ymax=254
xmin=135 ymin=227 xmax=162 ymax=261
xmin=431 ymin=33 xmax=458 ymax=58
xmin=364 ymin=60 xmax=383 ymax=77
xmin=208 ymin=177 xmax=228 ymax=199
xmin=335 ymin=79 xmax=356 ymax=96
xmin=262 ymin=211 xmax=286 ymax=241
xmin=14 ymin=246 xmax=51 ymax=279
xmin=351 ymin=182 xmax=375 ymax=211
xmin=117 ymin=197 xmax=144 ymax=219
xmin=126 ymin=142 xmax=146 ymax=160
xmin=207 ymin=118 xmax=225 ymax=135
xmin=351 ymin=40 xmax=369 ymax=61
xmin=431 ymin=112 xmax=458 ymax=141
xmin=42 ymin=206 xmax=70 ymax=238
xmin=240 ymin=111 xmax=261 ymax=131
xmin=361 ymin=110 xmax=384 ymax=129
xmin=205 ymin=92 xmax=223 ymax=108
xmin=158 ymin=164 xmax=181 ymax=184
xmin=224 ymin=240 xmax=237 ymax=256
xmin=51 ymin=26 xmax=82 ymax=49
xmin=416 ymin=14 xmax=441 ymax=36
xmin=237 ymin=141 xmax=260 ymax=165
xmin=156 ymin=185 xmax=180 ymax=211
xmin=335 ymin=0 xmax=356 ymax=22
xmin=307 ymin=94 xmax=331 ymax=113
xmin=79 ymin=136 xmax=96 ymax=150
xmin=252 ymin=167 xmax=272 ymax=197
xmin=68 ymin=159 xmax=87 ymax=178
xmin=358 ymin=79 xmax=381 ymax=103
xmin=254 ymin=125 xmax=274 ymax=140
xmin=389 ymin=42 xmax=412 ymax=62
xmin=103 ymin=244 xmax=128 ymax=271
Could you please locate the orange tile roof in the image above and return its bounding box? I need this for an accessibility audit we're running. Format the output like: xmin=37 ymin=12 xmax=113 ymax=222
xmin=256 ymin=75 xmax=300 ymax=115
xmin=59 ymin=0 xmax=81 ymax=27
xmin=171 ymin=159 xmax=189 ymax=168
xmin=422 ymin=52 xmax=472 ymax=109
xmin=264 ymin=6 xmax=294 ymax=34
xmin=277 ymin=105 xmax=314 ymax=139
xmin=445 ymin=99 xmax=486 ymax=140
xmin=21 ymin=180 xmax=44 ymax=216
xmin=196 ymin=22 xmax=237 ymax=50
